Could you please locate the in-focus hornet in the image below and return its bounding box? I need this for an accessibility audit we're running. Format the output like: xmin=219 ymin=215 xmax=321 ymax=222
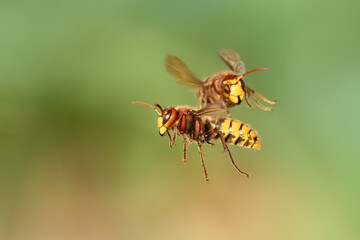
xmin=132 ymin=102 xmax=260 ymax=182
xmin=165 ymin=49 xmax=277 ymax=115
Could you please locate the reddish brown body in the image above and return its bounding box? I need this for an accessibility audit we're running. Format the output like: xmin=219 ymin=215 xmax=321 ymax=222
xmin=160 ymin=106 xmax=210 ymax=144
xmin=199 ymin=71 xmax=247 ymax=108
xmin=133 ymin=102 xmax=256 ymax=182
xmin=165 ymin=49 xmax=277 ymax=115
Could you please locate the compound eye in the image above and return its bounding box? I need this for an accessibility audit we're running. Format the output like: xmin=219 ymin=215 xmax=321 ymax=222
xmin=224 ymin=85 xmax=230 ymax=94
xmin=162 ymin=111 xmax=171 ymax=124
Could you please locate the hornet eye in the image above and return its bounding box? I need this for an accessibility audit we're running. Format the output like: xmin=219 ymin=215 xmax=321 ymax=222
xmin=224 ymin=85 xmax=230 ymax=94
xmin=162 ymin=112 xmax=171 ymax=124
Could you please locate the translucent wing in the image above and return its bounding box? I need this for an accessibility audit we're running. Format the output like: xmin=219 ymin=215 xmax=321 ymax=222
xmin=218 ymin=48 xmax=246 ymax=75
xmin=196 ymin=102 xmax=227 ymax=117
xmin=165 ymin=55 xmax=202 ymax=88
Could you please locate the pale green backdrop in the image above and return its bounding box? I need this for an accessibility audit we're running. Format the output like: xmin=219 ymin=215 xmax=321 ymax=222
xmin=1 ymin=0 xmax=359 ymax=239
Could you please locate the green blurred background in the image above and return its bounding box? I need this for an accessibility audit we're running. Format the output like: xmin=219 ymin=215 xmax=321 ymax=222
xmin=1 ymin=0 xmax=359 ymax=239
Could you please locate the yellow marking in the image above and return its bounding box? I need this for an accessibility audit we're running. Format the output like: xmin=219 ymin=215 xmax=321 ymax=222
xmin=229 ymin=95 xmax=238 ymax=104
xmin=220 ymin=118 xmax=231 ymax=130
xmin=247 ymin=130 xmax=257 ymax=147
xmin=159 ymin=126 xmax=167 ymax=135
xmin=223 ymin=76 xmax=240 ymax=85
xmin=239 ymin=92 xmax=244 ymax=101
xmin=250 ymin=131 xmax=260 ymax=149
xmin=221 ymin=129 xmax=230 ymax=138
xmin=220 ymin=118 xmax=231 ymax=138
xmin=241 ymin=124 xmax=251 ymax=135
xmin=231 ymin=120 xmax=241 ymax=131
xmin=240 ymin=126 xmax=252 ymax=147
xmin=236 ymin=136 xmax=246 ymax=146
xmin=252 ymin=143 xmax=261 ymax=150
xmin=239 ymin=132 xmax=249 ymax=146
xmin=228 ymin=120 xmax=241 ymax=144
xmin=230 ymin=84 xmax=243 ymax=96
xmin=230 ymin=132 xmax=239 ymax=144
xmin=157 ymin=117 xmax=163 ymax=128
xmin=238 ymin=136 xmax=249 ymax=147
xmin=249 ymin=131 xmax=257 ymax=139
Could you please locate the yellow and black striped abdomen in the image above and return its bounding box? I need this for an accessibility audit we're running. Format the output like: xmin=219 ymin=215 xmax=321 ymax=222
xmin=211 ymin=118 xmax=261 ymax=149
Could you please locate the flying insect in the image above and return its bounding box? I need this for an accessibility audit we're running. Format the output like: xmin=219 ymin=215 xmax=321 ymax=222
xmin=165 ymin=49 xmax=277 ymax=115
xmin=132 ymin=101 xmax=260 ymax=182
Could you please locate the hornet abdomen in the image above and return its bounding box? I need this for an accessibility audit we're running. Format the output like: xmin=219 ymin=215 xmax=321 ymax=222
xmin=208 ymin=118 xmax=260 ymax=149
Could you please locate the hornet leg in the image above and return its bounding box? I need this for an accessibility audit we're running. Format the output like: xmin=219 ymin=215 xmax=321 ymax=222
xmin=250 ymin=95 xmax=274 ymax=111
xmin=198 ymin=87 xmax=205 ymax=108
xmin=244 ymin=91 xmax=254 ymax=110
xmin=172 ymin=129 xmax=177 ymax=145
xmin=255 ymin=91 xmax=278 ymax=105
xmin=167 ymin=131 xmax=177 ymax=147
xmin=198 ymin=144 xmax=209 ymax=183
xmin=167 ymin=131 xmax=173 ymax=147
xmin=183 ymin=137 xmax=188 ymax=165
xmin=219 ymin=132 xmax=249 ymax=178
xmin=205 ymin=130 xmax=217 ymax=146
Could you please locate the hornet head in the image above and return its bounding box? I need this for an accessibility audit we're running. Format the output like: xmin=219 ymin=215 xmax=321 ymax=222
xmin=222 ymin=68 xmax=268 ymax=105
xmin=132 ymin=102 xmax=177 ymax=136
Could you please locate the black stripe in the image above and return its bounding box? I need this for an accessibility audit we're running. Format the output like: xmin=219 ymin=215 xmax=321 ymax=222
xmin=185 ymin=116 xmax=192 ymax=132
xmin=225 ymin=134 xmax=231 ymax=142
xmin=215 ymin=118 xmax=224 ymax=129
xmin=243 ymin=139 xmax=250 ymax=147
xmin=235 ymin=136 xmax=242 ymax=145
xmin=250 ymin=133 xmax=257 ymax=148
xmin=247 ymin=130 xmax=253 ymax=147
xmin=237 ymin=96 xmax=241 ymax=105
xmin=229 ymin=120 xmax=233 ymax=132
xmin=239 ymin=123 xmax=244 ymax=132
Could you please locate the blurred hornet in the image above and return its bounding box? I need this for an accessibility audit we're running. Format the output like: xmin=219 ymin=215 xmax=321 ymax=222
xmin=132 ymin=101 xmax=260 ymax=182
xmin=165 ymin=49 xmax=277 ymax=115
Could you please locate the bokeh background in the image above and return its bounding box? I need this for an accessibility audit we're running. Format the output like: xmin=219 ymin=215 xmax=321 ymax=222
xmin=1 ymin=0 xmax=359 ymax=239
